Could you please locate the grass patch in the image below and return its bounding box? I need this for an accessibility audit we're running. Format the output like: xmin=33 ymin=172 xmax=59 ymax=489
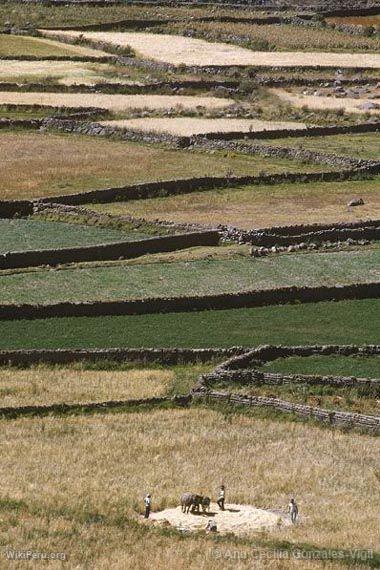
xmin=0 ymin=299 xmax=378 ymax=349
xmin=1 ymin=247 xmax=379 ymax=305
xmin=260 ymin=354 xmax=380 ymax=378
xmin=163 ymin=20 xmax=380 ymax=53
xmin=0 ymin=131 xmax=324 ymax=201
xmin=0 ymin=407 xmax=378 ymax=567
xmin=89 ymin=177 xmax=380 ymax=229
xmin=0 ymin=219 xmax=150 ymax=253
xmin=0 ymin=33 xmax=107 ymax=58
xmin=256 ymin=132 xmax=380 ymax=161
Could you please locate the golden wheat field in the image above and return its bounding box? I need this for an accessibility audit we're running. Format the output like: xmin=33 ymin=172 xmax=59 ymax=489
xmin=41 ymin=30 xmax=380 ymax=68
xmin=272 ymin=88 xmax=380 ymax=115
xmin=0 ymin=367 xmax=171 ymax=407
xmin=99 ymin=117 xmax=307 ymax=136
xmin=0 ymin=408 xmax=378 ymax=568
xmin=0 ymin=91 xmax=233 ymax=112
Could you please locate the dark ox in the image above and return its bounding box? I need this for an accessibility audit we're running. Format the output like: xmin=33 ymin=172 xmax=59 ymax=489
xmin=180 ymin=492 xmax=203 ymax=514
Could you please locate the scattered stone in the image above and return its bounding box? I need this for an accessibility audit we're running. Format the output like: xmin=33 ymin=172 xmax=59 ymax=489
xmin=348 ymin=198 xmax=365 ymax=207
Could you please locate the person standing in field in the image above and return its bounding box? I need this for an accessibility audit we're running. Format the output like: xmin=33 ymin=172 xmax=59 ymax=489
xmin=217 ymin=485 xmax=225 ymax=511
xmin=288 ymin=498 xmax=298 ymax=524
xmin=144 ymin=494 xmax=151 ymax=519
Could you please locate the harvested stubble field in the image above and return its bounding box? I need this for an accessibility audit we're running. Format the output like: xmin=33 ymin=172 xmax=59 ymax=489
xmin=256 ymin=132 xmax=380 ymax=161
xmin=41 ymin=30 xmax=380 ymax=68
xmin=0 ymin=131 xmax=327 ymax=201
xmin=271 ymin=88 xmax=380 ymax=115
xmin=0 ymin=408 xmax=378 ymax=567
xmin=0 ymin=91 xmax=234 ymax=113
xmin=163 ymin=20 xmax=380 ymax=52
xmin=0 ymin=299 xmax=378 ymax=350
xmin=0 ymin=33 xmax=109 ymax=58
xmin=0 ymin=366 xmax=172 ymax=407
xmin=96 ymin=178 xmax=380 ymax=228
xmin=0 ymin=219 xmax=149 ymax=253
xmin=2 ymin=247 xmax=379 ymax=305
xmin=100 ymin=117 xmax=307 ymax=136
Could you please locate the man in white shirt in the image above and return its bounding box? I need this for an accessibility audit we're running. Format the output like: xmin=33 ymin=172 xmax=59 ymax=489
xmin=144 ymin=494 xmax=151 ymax=519
xmin=217 ymin=485 xmax=225 ymax=511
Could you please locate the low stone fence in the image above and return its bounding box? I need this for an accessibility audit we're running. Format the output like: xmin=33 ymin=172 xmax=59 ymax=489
xmin=217 ymin=344 xmax=380 ymax=370
xmin=0 ymin=200 xmax=34 ymax=218
xmin=0 ymin=346 xmax=246 ymax=367
xmin=197 ymin=122 xmax=380 ymax=142
xmin=1 ymin=282 xmax=379 ymax=321
xmin=0 ymin=229 xmax=219 ymax=269
xmin=192 ymin=388 xmax=380 ymax=433
xmin=0 ymin=395 xmax=181 ymax=419
xmin=222 ymin=219 xmax=380 ymax=246
xmin=35 ymin=168 xmax=378 ymax=207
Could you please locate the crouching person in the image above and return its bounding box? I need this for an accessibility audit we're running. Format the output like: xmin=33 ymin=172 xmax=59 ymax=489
xmin=205 ymin=519 xmax=217 ymax=533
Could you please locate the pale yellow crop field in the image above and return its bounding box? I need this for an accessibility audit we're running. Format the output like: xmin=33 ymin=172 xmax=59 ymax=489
xmin=100 ymin=117 xmax=307 ymax=136
xmin=0 ymin=367 xmax=171 ymax=407
xmin=0 ymin=91 xmax=233 ymax=112
xmin=272 ymin=88 xmax=380 ymax=115
xmin=42 ymin=30 xmax=380 ymax=68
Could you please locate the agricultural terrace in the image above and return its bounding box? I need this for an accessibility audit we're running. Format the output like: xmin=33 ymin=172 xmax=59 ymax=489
xmin=41 ymin=30 xmax=380 ymax=68
xmin=0 ymin=131 xmax=328 ymax=201
xmin=92 ymin=178 xmax=380 ymax=228
xmin=1 ymin=299 xmax=378 ymax=350
xmin=0 ymin=1 xmax=379 ymax=564
xmin=2 ymin=246 xmax=379 ymax=305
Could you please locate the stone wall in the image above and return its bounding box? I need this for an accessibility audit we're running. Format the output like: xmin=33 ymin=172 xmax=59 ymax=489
xmin=0 ymin=229 xmax=219 ymax=269
xmin=0 ymin=346 xmax=247 ymax=366
xmin=1 ymin=282 xmax=379 ymax=320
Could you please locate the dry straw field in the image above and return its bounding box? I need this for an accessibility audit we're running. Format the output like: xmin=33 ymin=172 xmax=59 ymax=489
xmin=0 ymin=91 xmax=233 ymax=112
xmin=100 ymin=117 xmax=307 ymax=136
xmin=0 ymin=60 xmax=142 ymax=86
xmin=272 ymin=88 xmax=380 ymax=115
xmin=0 ymin=367 xmax=171 ymax=407
xmin=0 ymin=408 xmax=378 ymax=568
xmin=42 ymin=30 xmax=380 ymax=68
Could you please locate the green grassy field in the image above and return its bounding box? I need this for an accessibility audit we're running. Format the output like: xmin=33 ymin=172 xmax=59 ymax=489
xmin=0 ymin=34 xmax=103 ymax=57
xmin=0 ymin=299 xmax=378 ymax=349
xmin=259 ymin=355 xmax=380 ymax=378
xmin=2 ymin=247 xmax=378 ymax=305
xmin=0 ymin=219 xmax=149 ymax=253
xmin=0 ymin=131 xmax=328 ymax=201
xmin=256 ymin=132 xmax=380 ymax=161
xmin=93 ymin=177 xmax=380 ymax=229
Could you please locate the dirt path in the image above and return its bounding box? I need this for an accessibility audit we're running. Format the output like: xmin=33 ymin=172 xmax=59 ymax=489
xmin=149 ymin=503 xmax=291 ymax=536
